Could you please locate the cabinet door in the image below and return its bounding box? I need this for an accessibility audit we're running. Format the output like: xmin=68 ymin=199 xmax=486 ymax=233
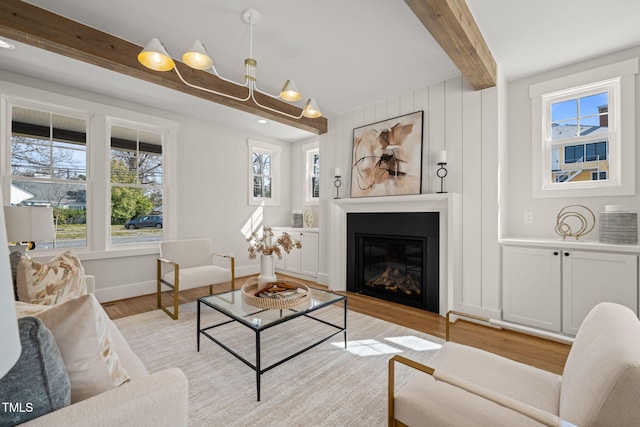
xmin=562 ymin=251 xmax=638 ymax=335
xmin=285 ymin=235 xmax=302 ymax=274
xmin=502 ymin=246 xmax=562 ymax=331
xmin=301 ymin=232 xmax=319 ymax=277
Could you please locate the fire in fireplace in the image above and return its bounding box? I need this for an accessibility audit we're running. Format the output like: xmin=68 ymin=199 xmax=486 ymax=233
xmin=346 ymin=212 xmax=439 ymax=313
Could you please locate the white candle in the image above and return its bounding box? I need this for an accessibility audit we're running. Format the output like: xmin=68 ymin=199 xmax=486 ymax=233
xmin=438 ymin=150 xmax=447 ymax=164
xmin=335 ymin=167 xmax=341 ymax=177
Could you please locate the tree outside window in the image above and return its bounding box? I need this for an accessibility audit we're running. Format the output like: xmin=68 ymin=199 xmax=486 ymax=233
xmin=303 ymin=142 xmax=320 ymax=205
xmin=248 ymin=139 xmax=281 ymax=206
xmin=10 ymin=105 xmax=88 ymax=250
xmin=110 ymin=125 xmax=163 ymax=245
xmin=252 ymin=152 xmax=272 ymax=198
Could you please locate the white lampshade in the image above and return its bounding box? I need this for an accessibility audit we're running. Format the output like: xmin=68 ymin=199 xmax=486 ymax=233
xmin=182 ymin=40 xmax=213 ymax=70
xmin=302 ymin=98 xmax=322 ymax=119
xmin=0 ymin=201 xmax=21 ymax=377
xmin=280 ymin=80 xmax=302 ymax=102
xmin=138 ymin=38 xmax=175 ymax=72
xmin=4 ymin=206 xmax=56 ymax=243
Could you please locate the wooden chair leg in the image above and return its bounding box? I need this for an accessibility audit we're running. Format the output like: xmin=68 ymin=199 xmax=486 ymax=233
xmin=156 ymin=259 xmax=162 ymax=309
xmin=172 ymin=267 xmax=179 ymax=320
xmin=230 ymin=257 xmax=235 ymax=290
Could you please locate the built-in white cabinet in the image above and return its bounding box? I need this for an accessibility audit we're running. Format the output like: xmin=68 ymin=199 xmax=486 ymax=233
xmin=272 ymin=227 xmax=319 ymax=281
xmin=502 ymin=246 xmax=562 ymax=331
xmin=562 ymin=250 xmax=637 ymax=334
xmin=502 ymin=240 xmax=638 ymax=335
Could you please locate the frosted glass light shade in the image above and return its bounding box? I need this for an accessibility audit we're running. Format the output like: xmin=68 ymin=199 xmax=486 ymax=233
xmin=182 ymin=40 xmax=213 ymax=70
xmin=280 ymin=80 xmax=301 ymax=102
xmin=4 ymin=206 xmax=56 ymax=243
xmin=302 ymin=98 xmax=322 ymax=118
xmin=138 ymin=38 xmax=175 ymax=72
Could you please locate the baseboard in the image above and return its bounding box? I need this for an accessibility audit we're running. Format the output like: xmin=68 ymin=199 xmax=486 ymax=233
xmin=274 ymin=269 xmax=318 ymax=283
xmin=454 ymin=303 xmax=502 ymax=320
xmin=236 ymin=264 xmax=259 ymax=278
xmin=95 ymin=264 xmax=261 ymax=303
xmin=317 ymin=272 xmax=329 ymax=286
xmin=94 ymin=280 xmax=156 ymax=303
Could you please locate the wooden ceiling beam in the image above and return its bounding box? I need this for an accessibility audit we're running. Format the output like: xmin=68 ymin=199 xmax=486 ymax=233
xmin=0 ymin=0 xmax=327 ymax=135
xmin=405 ymin=0 xmax=497 ymax=90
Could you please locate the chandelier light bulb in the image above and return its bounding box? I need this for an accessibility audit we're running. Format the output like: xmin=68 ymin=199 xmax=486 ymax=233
xmin=280 ymin=80 xmax=302 ymax=102
xmin=182 ymin=40 xmax=213 ymax=70
xmin=302 ymin=98 xmax=322 ymax=119
xmin=138 ymin=38 xmax=175 ymax=72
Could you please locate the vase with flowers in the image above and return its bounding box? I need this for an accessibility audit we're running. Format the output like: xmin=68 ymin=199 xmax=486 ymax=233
xmin=247 ymin=227 xmax=302 ymax=290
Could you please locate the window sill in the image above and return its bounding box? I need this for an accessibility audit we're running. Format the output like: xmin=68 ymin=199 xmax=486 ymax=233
xmin=30 ymin=245 xmax=159 ymax=262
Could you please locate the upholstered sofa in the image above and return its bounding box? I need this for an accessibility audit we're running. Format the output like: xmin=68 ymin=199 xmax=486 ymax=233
xmin=3 ymin=251 xmax=189 ymax=426
xmin=389 ymin=302 xmax=640 ymax=426
xmin=20 ymin=301 xmax=189 ymax=427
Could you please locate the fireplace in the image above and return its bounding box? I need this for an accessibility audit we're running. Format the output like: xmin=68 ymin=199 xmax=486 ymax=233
xmin=346 ymin=212 xmax=439 ymax=313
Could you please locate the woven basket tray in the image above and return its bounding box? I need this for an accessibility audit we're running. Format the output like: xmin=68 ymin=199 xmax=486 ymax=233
xmin=241 ymin=279 xmax=310 ymax=310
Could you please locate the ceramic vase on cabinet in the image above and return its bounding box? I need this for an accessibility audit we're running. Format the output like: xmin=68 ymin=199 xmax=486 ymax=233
xmin=257 ymin=254 xmax=277 ymax=290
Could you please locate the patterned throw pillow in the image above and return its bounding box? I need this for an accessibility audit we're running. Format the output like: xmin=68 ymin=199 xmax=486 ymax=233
xmin=16 ymin=294 xmax=131 ymax=403
xmin=16 ymin=250 xmax=87 ymax=305
xmin=0 ymin=317 xmax=71 ymax=425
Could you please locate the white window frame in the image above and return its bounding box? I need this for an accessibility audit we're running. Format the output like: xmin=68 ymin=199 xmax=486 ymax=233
xmin=108 ymin=118 xmax=166 ymax=247
xmin=530 ymin=58 xmax=637 ymax=198
xmin=303 ymin=141 xmax=319 ymax=206
xmin=4 ymin=98 xmax=91 ymax=251
xmin=0 ymin=81 xmax=177 ymax=257
xmin=248 ymin=139 xmax=281 ymax=206
xmin=543 ymin=79 xmax=617 ymax=188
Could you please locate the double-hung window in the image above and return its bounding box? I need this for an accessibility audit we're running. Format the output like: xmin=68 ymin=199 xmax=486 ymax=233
xmin=530 ymin=59 xmax=637 ymax=197
xmin=248 ymin=139 xmax=281 ymax=206
xmin=3 ymin=85 xmax=175 ymax=254
xmin=303 ymin=142 xmax=319 ymax=205
xmin=546 ymin=83 xmax=614 ymax=185
xmin=9 ymin=103 xmax=88 ymax=250
xmin=110 ymin=123 xmax=164 ymax=245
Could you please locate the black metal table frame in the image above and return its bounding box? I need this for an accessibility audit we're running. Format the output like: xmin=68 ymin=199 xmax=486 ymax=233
xmin=197 ymin=293 xmax=347 ymax=401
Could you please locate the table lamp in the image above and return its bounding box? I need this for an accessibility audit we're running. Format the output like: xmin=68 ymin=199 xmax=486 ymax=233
xmin=4 ymin=206 xmax=56 ymax=255
xmin=0 ymin=202 xmax=22 ymax=378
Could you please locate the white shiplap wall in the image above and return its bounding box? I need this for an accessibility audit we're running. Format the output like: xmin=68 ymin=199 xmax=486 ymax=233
xmin=320 ymin=76 xmax=502 ymax=318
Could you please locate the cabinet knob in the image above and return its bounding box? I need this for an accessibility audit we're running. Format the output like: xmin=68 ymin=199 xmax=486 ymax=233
xmin=564 ymin=252 xmax=570 ymax=256
xmin=553 ymin=251 xmax=559 ymax=256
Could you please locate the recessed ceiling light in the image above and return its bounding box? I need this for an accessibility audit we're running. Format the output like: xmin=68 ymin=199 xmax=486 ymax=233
xmin=257 ymin=119 xmax=268 ymax=125
xmin=0 ymin=39 xmax=15 ymax=50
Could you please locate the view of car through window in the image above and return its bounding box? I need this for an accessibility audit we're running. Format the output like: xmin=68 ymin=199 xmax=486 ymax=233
xmin=124 ymin=214 xmax=163 ymax=229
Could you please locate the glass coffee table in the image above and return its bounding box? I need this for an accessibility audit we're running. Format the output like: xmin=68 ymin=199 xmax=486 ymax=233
xmin=197 ymin=286 xmax=347 ymax=401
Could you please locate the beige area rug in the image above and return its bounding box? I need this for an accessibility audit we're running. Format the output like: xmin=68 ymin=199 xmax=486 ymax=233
xmin=114 ymin=301 xmax=443 ymax=427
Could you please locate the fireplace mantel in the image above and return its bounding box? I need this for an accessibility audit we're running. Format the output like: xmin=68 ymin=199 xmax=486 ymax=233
xmin=330 ymin=194 xmax=461 ymax=315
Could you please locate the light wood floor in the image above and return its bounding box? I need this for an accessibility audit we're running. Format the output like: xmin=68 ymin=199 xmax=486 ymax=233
xmin=102 ymin=274 xmax=570 ymax=375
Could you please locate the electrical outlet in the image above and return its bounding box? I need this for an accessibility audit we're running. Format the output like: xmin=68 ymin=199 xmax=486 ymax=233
xmin=524 ymin=212 xmax=534 ymax=224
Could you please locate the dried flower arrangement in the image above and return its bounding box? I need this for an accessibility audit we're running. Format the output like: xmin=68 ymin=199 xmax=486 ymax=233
xmin=247 ymin=227 xmax=302 ymax=259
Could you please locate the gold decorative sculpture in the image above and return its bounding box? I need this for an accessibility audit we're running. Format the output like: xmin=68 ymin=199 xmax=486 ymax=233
xmin=555 ymin=205 xmax=595 ymax=240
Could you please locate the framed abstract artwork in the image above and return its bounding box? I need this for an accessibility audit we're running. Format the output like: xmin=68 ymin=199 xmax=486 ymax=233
xmin=350 ymin=111 xmax=424 ymax=197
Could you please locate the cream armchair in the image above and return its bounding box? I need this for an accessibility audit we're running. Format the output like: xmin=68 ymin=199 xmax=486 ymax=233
xmin=389 ymin=302 xmax=640 ymax=426
xmin=157 ymin=238 xmax=235 ymax=319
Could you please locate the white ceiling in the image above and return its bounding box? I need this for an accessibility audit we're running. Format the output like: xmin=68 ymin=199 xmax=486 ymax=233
xmin=1 ymin=0 xmax=639 ymax=142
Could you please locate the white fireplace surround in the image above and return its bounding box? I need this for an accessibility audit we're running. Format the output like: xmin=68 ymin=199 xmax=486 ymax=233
xmin=330 ymin=194 xmax=461 ymax=316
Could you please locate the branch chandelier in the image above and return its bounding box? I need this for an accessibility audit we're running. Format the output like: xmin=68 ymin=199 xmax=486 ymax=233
xmin=137 ymin=9 xmax=322 ymax=120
